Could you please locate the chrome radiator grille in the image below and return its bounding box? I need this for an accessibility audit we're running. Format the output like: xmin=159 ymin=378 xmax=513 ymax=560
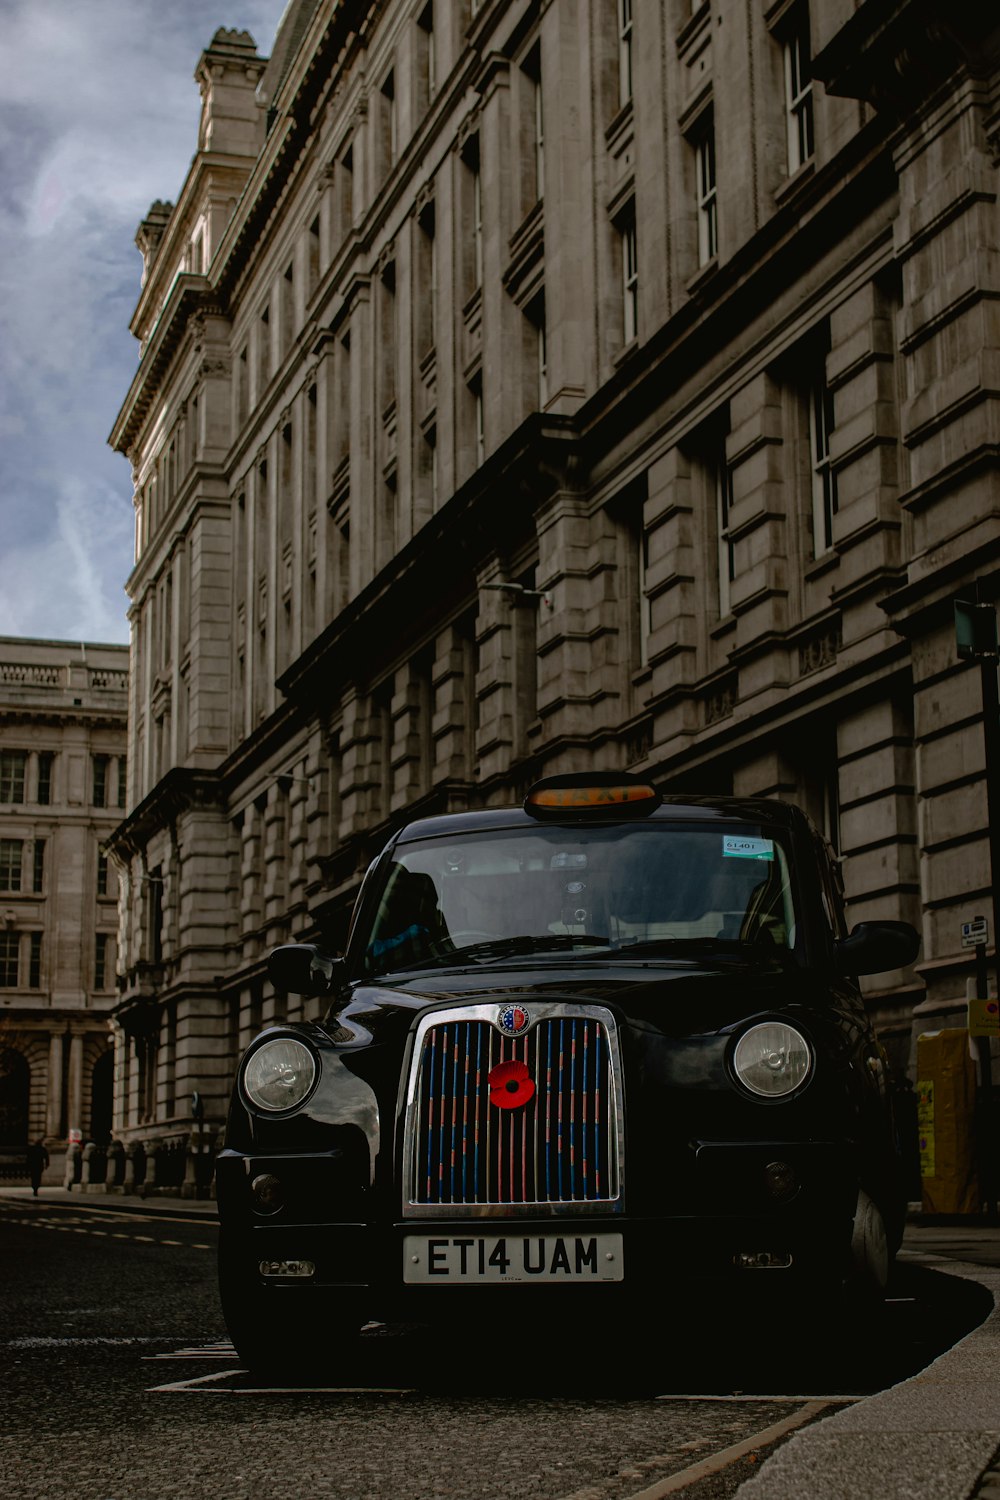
xmin=403 ymin=1003 xmax=623 ymax=1216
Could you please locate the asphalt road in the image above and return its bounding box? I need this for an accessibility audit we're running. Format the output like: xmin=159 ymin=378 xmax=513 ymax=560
xmin=0 ymin=1197 xmax=991 ymax=1500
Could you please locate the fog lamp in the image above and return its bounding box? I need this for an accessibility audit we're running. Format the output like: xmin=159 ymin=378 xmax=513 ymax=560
xmin=251 ymin=1172 xmax=285 ymax=1214
xmin=259 ymin=1259 xmax=315 ymax=1279
xmin=734 ymin=1250 xmax=793 ymax=1269
xmin=763 ymin=1159 xmax=798 ymax=1202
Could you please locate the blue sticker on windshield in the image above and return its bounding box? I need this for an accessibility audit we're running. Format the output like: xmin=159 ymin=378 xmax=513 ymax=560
xmin=723 ymin=835 xmax=774 ymax=861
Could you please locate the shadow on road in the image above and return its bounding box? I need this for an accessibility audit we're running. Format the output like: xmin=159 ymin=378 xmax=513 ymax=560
xmin=242 ymin=1260 xmax=993 ymax=1400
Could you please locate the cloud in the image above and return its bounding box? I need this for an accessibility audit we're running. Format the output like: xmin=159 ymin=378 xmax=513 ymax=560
xmin=0 ymin=476 xmax=133 ymax=644
xmin=0 ymin=0 xmax=287 ymax=643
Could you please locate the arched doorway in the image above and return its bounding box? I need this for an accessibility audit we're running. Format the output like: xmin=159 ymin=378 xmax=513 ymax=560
xmin=0 ymin=1049 xmax=30 ymax=1154
xmin=90 ymin=1050 xmax=113 ymax=1146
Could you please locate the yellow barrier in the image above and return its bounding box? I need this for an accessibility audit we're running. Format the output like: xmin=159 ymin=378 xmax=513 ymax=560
xmin=916 ymin=1028 xmax=980 ymax=1215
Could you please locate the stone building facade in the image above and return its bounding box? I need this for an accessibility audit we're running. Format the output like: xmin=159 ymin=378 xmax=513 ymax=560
xmin=0 ymin=637 xmax=128 ymax=1185
xmin=107 ymin=0 xmax=999 ymax=1180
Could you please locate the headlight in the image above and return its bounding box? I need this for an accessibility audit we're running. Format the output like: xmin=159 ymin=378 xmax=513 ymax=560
xmin=242 ymin=1037 xmax=317 ymax=1112
xmin=731 ymin=1021 xmax=812 ymax=1099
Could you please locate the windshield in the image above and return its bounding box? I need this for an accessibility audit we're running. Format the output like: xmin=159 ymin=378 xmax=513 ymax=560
xmin=358 ymin=821 xmax=799 ymax=978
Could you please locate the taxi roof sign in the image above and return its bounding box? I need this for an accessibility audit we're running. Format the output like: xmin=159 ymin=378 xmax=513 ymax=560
xmin=524 ymin=771 xmax=660 ymax=818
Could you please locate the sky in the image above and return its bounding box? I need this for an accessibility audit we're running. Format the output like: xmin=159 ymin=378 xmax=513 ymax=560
xmin=0 ymin=0 xmax=290 ymax=646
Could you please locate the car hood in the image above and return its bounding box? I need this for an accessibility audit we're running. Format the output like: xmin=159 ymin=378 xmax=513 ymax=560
xmin=330 ymin=957 xmax=822 ymax=1047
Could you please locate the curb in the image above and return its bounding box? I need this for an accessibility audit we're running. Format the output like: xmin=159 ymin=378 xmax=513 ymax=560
xmin=734 ymin=1255 xmax=1000 ymax=1500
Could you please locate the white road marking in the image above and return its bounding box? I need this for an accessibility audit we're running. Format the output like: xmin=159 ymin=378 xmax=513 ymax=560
xmin=145 ymin=1344 xmax=237 ymax=1361
xmin=10 ymin=1336 xmax=165 ymax=1348
xmin=1 ymin=1212 xmax=215 ymax=1251
xmin=654 ymin=1392 xmax=860 ymax=1403
xmin=0 ymin=1204 xmax=216 ymax=1230
xmin=147 ymin=1369 xmax=242 ymax=1393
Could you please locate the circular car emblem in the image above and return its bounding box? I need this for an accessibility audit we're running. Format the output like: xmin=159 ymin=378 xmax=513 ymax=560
xmin=496 ymin=1003 xmax=530 ymax=1036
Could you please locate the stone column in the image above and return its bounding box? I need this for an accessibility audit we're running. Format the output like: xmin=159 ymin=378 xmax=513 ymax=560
xmin=46 ymin=1032 xmax=63 ymax=1137
xmin=67 ymin=1032 xmax=84 ymax=1137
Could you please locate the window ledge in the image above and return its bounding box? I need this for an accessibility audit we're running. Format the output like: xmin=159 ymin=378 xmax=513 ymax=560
xmin=709 ymin=612 xmax=737 ymax=641
xmin=685 ymin=256 xmax=719 ymax=299
xmin=612 ymin=337 xmax=641 ymax=369
xmin=804 ymin=549 xmax=840 ymax=582
xmin=773 ymin=157 xmax=815 ymax=209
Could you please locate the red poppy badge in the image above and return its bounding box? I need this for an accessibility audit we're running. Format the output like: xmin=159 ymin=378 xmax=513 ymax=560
xmin=488 ymin=1059 xmax=535 ymax=1110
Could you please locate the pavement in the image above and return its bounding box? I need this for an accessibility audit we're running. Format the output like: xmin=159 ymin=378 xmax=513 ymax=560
xmin=734 ymin=1216 xmax=1000 ymax=1500
xmin=5 ymin=1186 xmax=1000 ymax=1498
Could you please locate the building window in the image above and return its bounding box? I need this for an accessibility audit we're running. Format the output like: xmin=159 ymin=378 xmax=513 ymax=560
xmin=0 ymin=751 xmax=26 ymax=804
xmin=116 ymin=757 xmax=126 ymax=809
xmin=417 ymin=198 xmax=436 ymax=359
xmin=380 ymin=69 xmax=397 ymax=175
xmin=336 ymin=143 xmax=354 ymax=247
xmin=783 ymin=12 xmax=814 ymax=175
xmin=37 ymin=753 xmax=53 ymax=805
xmin=146 ymin=869 xmax=163 ymax=966
xmin=810 ymin=368 xmax=837 ymax=555
xmin=97 ymin=850 xmax=109 ymax=897
xmin=473 ymin=376 xmax=485 ymax=465
xmin=29 ymin=932 xmax=41 ymax=989
xmin=257 ymin=303 xmax=271 ymax=401
xmin=717 ymin=455 xmax=735 ymax=618
xmin=460 ymin=130 xmax=483 ymax=297
xmin=619 ymin=0 xmax=633 ymax=108
xmin=418 ymin=3 xmax=436 ymax=105
xmin=536 ymin=305 xmax=548 ymax=408
xmin=0 ymin=839 xmax=23 ymax=892
xmin=0 ymin=932 xmax=18 ymax=987
xmin=95 ymin=933 xmax=109 ymax=991
xmin=621 ymin=215 xmax=638 ymax=344
xmin=32 ymin=839 xmax=44 ymax=894
xmin=307 ymin=215 xmax=320 ymax=297
xmin=637 ymin=525 xmax=651 ymax=670
xmin=92 ymin=754 xmax=109 ymax=807
xmin=473 ymin=160 xmax=483 ymax=289
xmin=523 ymin=46 xmax=544 ymax=205
xmin=695 ymin=119 xmax=718 ymax=266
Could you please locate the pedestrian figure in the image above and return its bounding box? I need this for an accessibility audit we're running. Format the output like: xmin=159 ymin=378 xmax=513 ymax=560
xmin=26 ymin=1138 xmax=49 ymax=1197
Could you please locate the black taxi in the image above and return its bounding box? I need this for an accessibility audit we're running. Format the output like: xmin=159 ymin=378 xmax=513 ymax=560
xmin=216 ymin=773 xmax=920 ymax=1376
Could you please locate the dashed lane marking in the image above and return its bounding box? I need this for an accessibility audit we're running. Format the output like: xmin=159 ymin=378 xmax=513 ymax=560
xmin=0 ymin=1203 xmax=216 ymax=1230
xmin=10 ymin=1336 xmax=167 ymax=1348
xmin=0 ymin=1214 xmax=215 ymax=1248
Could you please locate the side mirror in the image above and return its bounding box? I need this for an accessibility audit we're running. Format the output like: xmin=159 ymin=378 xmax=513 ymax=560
xmin=268 ymin=943 xmax=345 ymax=996
xmin=835 ymin=921 xmax=920 ymax=977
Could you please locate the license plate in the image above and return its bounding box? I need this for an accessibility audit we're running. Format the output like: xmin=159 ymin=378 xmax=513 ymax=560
xmin=403 ymin=1232 xmax=623 ymax=1284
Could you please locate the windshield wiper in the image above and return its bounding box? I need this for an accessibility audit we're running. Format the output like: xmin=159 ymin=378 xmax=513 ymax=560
xmin=445 ymin=933 xmax=611 ymax=964
xmin=611 ymin=936 xmax=790 ymax=962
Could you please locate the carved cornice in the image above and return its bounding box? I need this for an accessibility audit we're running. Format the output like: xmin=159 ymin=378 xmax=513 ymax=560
xmin=812 ymin=0 xmax=996 ymax=119
xmin=105 ymin=767 xmax=224 ymax=860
